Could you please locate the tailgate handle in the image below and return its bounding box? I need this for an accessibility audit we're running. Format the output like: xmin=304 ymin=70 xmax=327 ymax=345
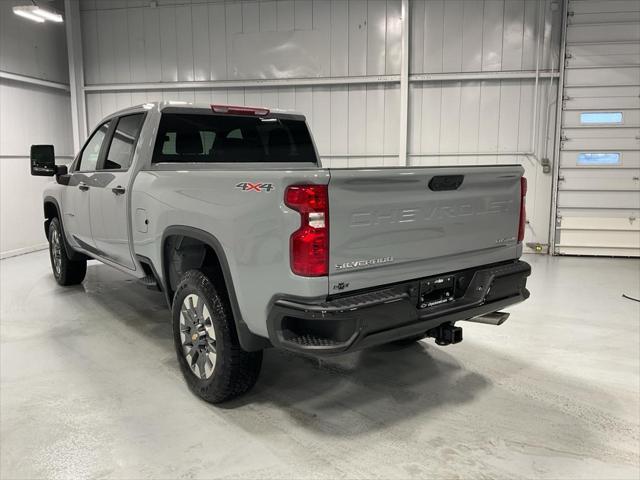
xmin=428 ymin=175 xmax=464 ymax=191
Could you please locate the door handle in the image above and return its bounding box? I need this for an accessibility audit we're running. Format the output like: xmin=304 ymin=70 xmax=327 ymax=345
xmin=111 ymin=185 xmax=126 ymax=195
xmin=78 ymin=182 xmax=90 ymax=191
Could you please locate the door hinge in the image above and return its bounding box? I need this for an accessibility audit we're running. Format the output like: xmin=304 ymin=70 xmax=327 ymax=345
xmin=558 ymin=175 xmax=565 ymax=182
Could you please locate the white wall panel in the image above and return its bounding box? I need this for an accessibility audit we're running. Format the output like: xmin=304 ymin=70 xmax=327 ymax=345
xmin=0 ymin=1 xmax=69 ymax=84
xmin=330 ymin=86 xmax=349 ymax=155
xmin=159 ymin=7 xmax=178 ymax=82
xmin=423 ymin=0 xmax=444 ymax=73
xmin=128 ymin=7 xmax=146 ymax=83
xmin=502 ymin=0 xmax=525 ymax=70
xmin=410 ymin=0 xmax=558 ymax=74
xmin=442 ymin=1 xmax=463 ymax=72
xmin=77 ymin=0 xmax=561 ymax=250
xmin=460 ymin=1 xmax=484 ymax=72
xmin=0 ymin=2 xmax=73 ymax=257
xmin=482 ymin=0 xmax=504 ymax=72
xmin=81 ymin=0 xmax=403 ymax=85
xmin=348 ymin=0 xmax=368 ymax=76
xmin=192 ymin=4 xmax=211 ymax=82
xmin=209 ymin=3 xmax=228 ymax=80
xmin=0 ymin=82 xmax=73 ymax=158
xmin=143 ymin=7 xmax=162 ymax=82
xmin=385 ymin=0 xmax=402 ymax=74
xmin=85 ymin=84 xmax=400 ymax=163
xmin=0 ymin=82 xmax=73 ymax=256
xmin=409 ymin=80 xmax=551 ymax=158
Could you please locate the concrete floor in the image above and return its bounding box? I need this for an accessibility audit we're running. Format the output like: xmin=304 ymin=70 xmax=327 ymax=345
xmin=1 ymin=251 xmax=639 ymax=479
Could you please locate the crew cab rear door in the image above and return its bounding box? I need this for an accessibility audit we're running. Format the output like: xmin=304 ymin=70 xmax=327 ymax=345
xmin=327 ymin=165 xmax=524 ymax=294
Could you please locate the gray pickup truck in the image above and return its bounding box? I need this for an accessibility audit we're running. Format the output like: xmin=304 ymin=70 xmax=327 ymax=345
xmin=31 ymin=102 xmax=530 ymax=403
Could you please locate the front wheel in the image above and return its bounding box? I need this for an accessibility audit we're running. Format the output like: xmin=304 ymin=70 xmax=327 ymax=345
xmin=172 ymin=270 xmax=262 ymax=404
xmin=48 ymin=217 xmax=86 ymax=286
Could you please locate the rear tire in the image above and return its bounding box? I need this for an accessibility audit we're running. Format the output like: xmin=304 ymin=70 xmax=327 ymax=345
xmin=172 ymin=269 xmax=262 ymax=404
xmin=48 ymin=217 xmax=86 ymax=286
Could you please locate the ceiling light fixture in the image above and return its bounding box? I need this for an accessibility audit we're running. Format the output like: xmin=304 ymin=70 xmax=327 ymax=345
xmin=32 ymin=7 xmax=64 ymax=23
xmin=13 ymin=6 xmax=45 ymax=23
xmin=12 ymin=3 xmax=64 ymax=24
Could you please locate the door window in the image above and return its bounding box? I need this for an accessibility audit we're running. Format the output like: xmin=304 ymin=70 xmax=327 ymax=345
xmin=77 ymin=122 xmax=110 ymax=171
xmin=102 ymin=114 xmax=146 ymax=170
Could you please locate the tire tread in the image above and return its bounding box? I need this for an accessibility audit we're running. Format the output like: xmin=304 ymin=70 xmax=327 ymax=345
xmin=48 ymin=217 xmax=86 ymax=286
xmin=173 ymin=270 xmax=262 ymax=403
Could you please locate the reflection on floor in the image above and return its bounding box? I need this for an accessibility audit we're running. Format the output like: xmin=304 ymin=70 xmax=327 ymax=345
xmin=1 ymin=251 xmax=639 ymax=478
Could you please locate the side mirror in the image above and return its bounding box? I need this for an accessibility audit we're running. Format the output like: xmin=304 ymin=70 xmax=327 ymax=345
xmin=30 ymin=145 xmax=56 ymax=176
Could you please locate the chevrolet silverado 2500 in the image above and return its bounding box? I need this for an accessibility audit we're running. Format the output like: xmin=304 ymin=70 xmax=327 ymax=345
xmin=31 ymin=102 xmax=530 ymax=403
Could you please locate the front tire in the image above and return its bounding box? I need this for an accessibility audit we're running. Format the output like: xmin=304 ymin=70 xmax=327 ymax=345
xmin=48 ymin=217 xmax=86 ymax=286
xmin=172 ymin=270 xmax=262 ymax=404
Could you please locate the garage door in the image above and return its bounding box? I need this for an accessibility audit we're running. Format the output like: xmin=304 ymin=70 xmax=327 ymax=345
xmin=555 ymin=0 xmax=640 ymax=256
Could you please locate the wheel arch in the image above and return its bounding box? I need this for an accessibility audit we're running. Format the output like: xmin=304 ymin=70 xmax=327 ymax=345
xmin=43 ymin=196 xmax=86 ymax=261
xmin=161 ymin=225 xmax=270 ymax=352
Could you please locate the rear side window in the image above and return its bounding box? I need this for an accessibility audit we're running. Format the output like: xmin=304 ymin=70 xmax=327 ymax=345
xmin=103 ymin=113 xmax=146 ymax=170
xmin=152 ymin=113 xmax=317 ymax=164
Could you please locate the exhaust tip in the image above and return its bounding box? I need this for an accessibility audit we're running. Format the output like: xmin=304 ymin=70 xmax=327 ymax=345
xmin=465 ymin=311 xmax=510 ymax=326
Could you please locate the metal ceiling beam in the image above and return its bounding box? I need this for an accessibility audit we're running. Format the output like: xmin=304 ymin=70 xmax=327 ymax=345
xmin=398 ymin=0 xmax=410 ymax=167
xmin=410 ymin=71 xmax=559 ymax=82
xmin=549 ymin=0 xmax=570 ymax=256
xmin=83 ymin=75 xmax=401 ymax=92
xmin=82 ymin=70 xmax=560 ymax=94
xmin=65 ymin=0 xmax=88 ymax=150
xmin=0 ymin=70 xmax=69 ymax=92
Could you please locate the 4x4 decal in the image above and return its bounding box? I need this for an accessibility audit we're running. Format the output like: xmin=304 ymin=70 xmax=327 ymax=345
xmin=235 ymin=182 xmax=275 ymax=192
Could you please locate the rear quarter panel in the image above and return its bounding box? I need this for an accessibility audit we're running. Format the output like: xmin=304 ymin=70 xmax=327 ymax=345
xmin=131 ymin=165 xmax=329 ymax=338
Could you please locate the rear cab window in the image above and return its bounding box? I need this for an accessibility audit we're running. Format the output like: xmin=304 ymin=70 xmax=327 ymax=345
xmin=152 ymin=110 xmax=318 ymax=165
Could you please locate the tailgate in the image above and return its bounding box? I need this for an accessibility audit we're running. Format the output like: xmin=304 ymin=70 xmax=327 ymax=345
xmin=327 ymin=165 xmax=524 ymax=293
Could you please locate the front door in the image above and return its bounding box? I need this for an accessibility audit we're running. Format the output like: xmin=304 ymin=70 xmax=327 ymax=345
xmin=89 ymin=113 xmax=146 ymax=270
xmin=62 ymin=121 xmax=112 ymax=251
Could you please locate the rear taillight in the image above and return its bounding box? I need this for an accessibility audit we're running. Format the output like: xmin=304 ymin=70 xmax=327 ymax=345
xmin=518 ymin=176 xmax=527 ymax=243
xmin=285 ymin=185 xmax=329 ymax=277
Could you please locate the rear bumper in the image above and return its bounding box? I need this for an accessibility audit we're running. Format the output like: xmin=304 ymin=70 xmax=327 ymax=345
xmin=266 ymin=260 xmax=531 ymax=355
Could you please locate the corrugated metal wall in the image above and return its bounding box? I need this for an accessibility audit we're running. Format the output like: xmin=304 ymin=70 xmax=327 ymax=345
xmin=554 ymin=0 xmax=640 ymax=256
xmin=0 ymin=0 xmax=73 ymax=257
xmin=78 ymin=0 xmax=562 ymax=248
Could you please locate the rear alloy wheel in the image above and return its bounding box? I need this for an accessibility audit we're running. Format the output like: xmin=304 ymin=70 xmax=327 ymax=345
xmin=48 ymin=217 xmax=86 ymax=286
xmin=172 ymin=270 xmax=262 ymax=403
xmin=179 ymin=293 xmax=218 ymax=380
